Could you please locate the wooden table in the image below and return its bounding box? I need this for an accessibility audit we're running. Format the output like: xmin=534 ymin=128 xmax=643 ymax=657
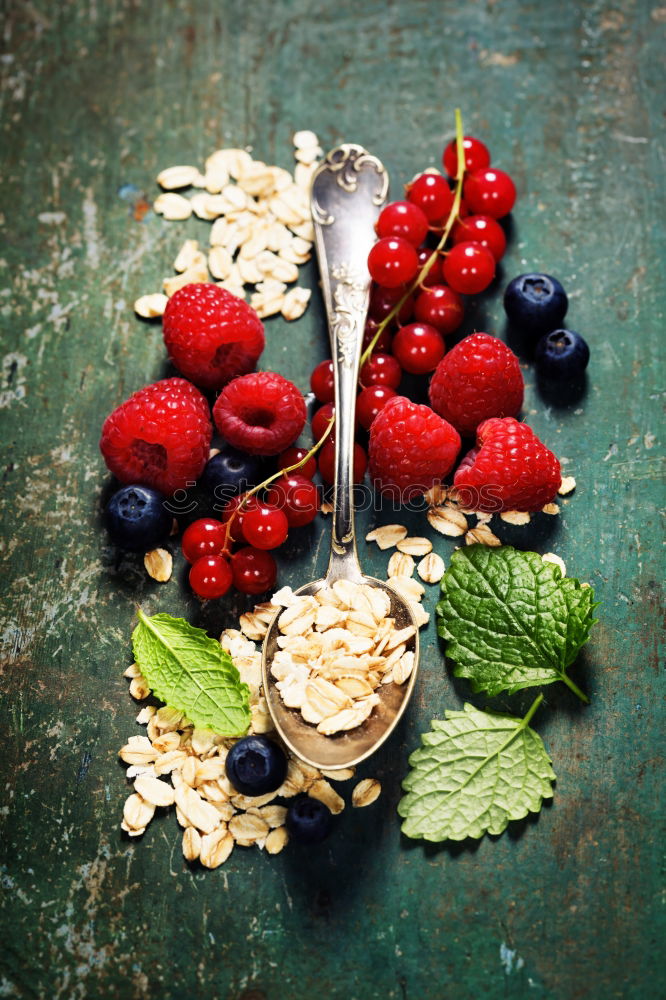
xmin=1 ymin=2 xmax=663 ymax=997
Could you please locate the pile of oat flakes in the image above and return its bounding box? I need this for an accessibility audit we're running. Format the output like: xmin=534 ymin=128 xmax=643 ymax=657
xmin=134 ymin=129 xmax=322 ymax=323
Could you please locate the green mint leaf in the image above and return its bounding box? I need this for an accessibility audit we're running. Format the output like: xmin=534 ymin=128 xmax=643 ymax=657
xmin=399 ymin=695 xmax=555 ymax=842
xmin=436 ymin=545 xmax=598 ymax=702
xmin=132 ymin=610 xmax=251 ymax=736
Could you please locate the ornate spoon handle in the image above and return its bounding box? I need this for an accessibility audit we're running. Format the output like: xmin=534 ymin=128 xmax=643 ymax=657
xmin=311 ymin=144 xmax=389 ymax=582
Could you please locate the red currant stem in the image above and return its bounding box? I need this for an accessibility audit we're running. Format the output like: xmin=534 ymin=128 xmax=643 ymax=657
xmin=359 ymin=108 xmax=466 ymax=371
xmin=218 ymin=416 xmax=335 ymax=557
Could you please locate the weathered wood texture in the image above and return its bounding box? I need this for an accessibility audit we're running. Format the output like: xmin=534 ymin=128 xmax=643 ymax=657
xmin=1 ymin=1 xmax=664 ymax=998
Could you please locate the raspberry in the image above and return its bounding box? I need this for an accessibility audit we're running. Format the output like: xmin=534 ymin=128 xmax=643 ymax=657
xmin=454 ymin=417 xmax=561 ymax=513
xmin=213 ymin=371 xmax=307 ymax=456
xmin=100 ymin=378 xmax=212 ymax=495
xmin=163 ymin=283 xmax=265 ymax=391
xmin=428 ymin=333 xmax=523 ymax=437
xmin=368 ymin=396 xmax=461 ymax=501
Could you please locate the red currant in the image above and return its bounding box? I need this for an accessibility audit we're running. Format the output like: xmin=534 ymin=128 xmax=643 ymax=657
xmin=406 ymin=172 xmax=454 ymax=224
xmin=356 ymin=385 xmax=397 ymax=431
xmin=413 ymin=284 xmax=464 ymax=335
xmin=318 ymin=440 xmax=367 ymax=485
xmin=241 ymin=503 xmax=289 ymax=550
xmin=464 ymin=167 xmax=516 ymax=219
xmin=266 ymin=474 xmax=320 ymax=527
xmin=362 ymin=318 xmax=393 ymax=354
xmin=312 ymin=402 xmax=335 ymax=441
xmin=443 ymin=242 xmax=496 ymax=295
xmin=392 ymin=323 xmax=445 ymax=375
xmin=231 ymin=547 xmax=277 ymax=595
xmin=277 ymin=446 xmax=317 ymax=480
xmin=368 ymin=236 xmax=419 ymax=288
xmin=442 ymin=136 xmax=491 ymax=178
xmin=310 ymin=359 xmax=335 ymax=404
xmin=450 ymin=215 xmax=506 ymax=261
xmin=181 ymin=518 xmax=227 ymax=563
xmin=376 ymin=200 xmax=429 ymax=246
xmin=415 ymin=247 xmax=444 ymax=287
xmin=360 ymin=352 xmax=402 ymax=389
xmin=189 ymin=554 xmax=233 ymax=599
xmin=368 ymin=284 xmax=415 ymax=324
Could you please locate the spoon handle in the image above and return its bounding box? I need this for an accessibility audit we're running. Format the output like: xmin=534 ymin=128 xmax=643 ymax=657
xmin=311 ymin=144 xmax=388 ymax=582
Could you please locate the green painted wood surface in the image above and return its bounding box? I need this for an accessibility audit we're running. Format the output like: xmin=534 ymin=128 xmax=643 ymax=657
xmin=1 ymin=1 xmax=664 ymax=997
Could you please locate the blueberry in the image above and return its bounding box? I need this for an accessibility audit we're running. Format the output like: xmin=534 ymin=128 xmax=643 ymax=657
xmin=503 ymin=273 xmax=568 ymax=337
xmin=225 ymin=735 xmax=287 ymax=796
xmin=285 ymin=794 xmax=333 ymax=845
xmin=105 ymin=484 xmax=171 ymax=551
xmin=535 ymin=328 xmax=590 ymax=380
xmin=200 ymin=445 xmax=265 ymax=504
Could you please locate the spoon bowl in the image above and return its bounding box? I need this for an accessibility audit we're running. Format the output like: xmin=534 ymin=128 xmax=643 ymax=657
xmin=261 ymin=143 xmax=420 ymax=771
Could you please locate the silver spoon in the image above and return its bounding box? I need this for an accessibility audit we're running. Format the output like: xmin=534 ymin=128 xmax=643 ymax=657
xmin=261 ymin=144 xmax=420 ymax=771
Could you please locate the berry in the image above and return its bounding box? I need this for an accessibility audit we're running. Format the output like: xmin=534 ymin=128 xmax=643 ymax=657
xmin=368 ymin=284 xmax=414 ymax=324
xmin=163 ymin=283 xmax=265 ymax=390
xmin=100 ymin=378 xmax=212 ymax=496
xmin=318 ymin=440 xmax=367 ymax=485
xmin=189 ymin=554 xmax=233 ymax=599
xmin=406 ymin=172 xmax=454 ymax=224
xmin=450 ymin=214 xmax=506 ymax=262
xmin=454 ymin=417 xmax=561 ymax=513
xmin=278 ymin=447 xmax=317 ymax=480
xmin=286 ymin=794 xmax=333 ymax=845
xmin=429 ymin=333 xmax=524 ymax=437
xmin=376 ymin=200 xmax=429 ymax=246
xmin=231 ymin=546 xmax=277 ymax=594
xmin=312 ymin=403 xmax=335 ymax=442
xmin=535 ymin=329 xmax=590 ymax=380
xmin=213 ymin=371 xmax=306 ymax=456
xmin=443 ymin=136 xmax=491 ymax=178
xmin=200 ymin=445 xmax=264 ymax=503
xmin=413 ymin=284 xmax=464 ymax=335
xmin=360 ymin=352 xmax=402 ymax=390
xmin=464 ymin=167 xmax=516 ymax=219
xmin=266 ymin=474 xmax=320 ymax=527
xmin=241 ymin=503 xmax=289 ymax=550
xmin=362 ymin=319 xmax=393 ymax=354
xmin=368 ymin=236 xmax=419 ymax=288
xmin=415 ymin=246 xmax=444 ymax=286
xmin=503 ymin=273 xmax=568 ymax=337
xmin=105 ymin=484 xmax=171 ymax=552
xmin=225 ymin=736 xmax=287 ymax=796
xmin=392 ymin=322 xmax=445 ymax=375
xmin=443 ymin=242 xmax=495 ymax=295
xmin=369 ymin=396 xmax=461 ymax=500
xmin=356 ymin=385 xmax=397 ymax=432
xmin=181 ymin=518 xmax=227 ymax=563
xmin=310 ymin=359 xmax=335 ymax=404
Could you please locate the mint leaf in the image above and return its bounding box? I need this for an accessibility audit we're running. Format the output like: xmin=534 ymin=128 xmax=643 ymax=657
xmin=399 ymin=695 xmax=555 ymax=841
xmin=436 ymin=545 xmax=598 ymax=702
xmin=132 ymin=610 xmax=251 ymax=736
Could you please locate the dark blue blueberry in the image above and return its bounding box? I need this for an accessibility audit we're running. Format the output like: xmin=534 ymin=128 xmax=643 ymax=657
xmin=535 ymin=328 xmax=590 ymax=380
xmin=105 ymin=484 xmax=171 ymax=552
xmin=200 ymin=445 xmax=265 ymax=505
xmin=225 ymin=735 xmax=287 ymax=796
xmin=285 ymin=794 xmax=334 ymax=845
xmin=503 ymin=273 xmax=568 ymax=337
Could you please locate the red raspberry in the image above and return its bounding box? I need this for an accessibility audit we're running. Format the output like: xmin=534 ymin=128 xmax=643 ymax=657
xmin=368 ymin=396 xmax=461 ymax=501
xmin=100 ymin=378 xmax=212 ymax=495
xmin=163 ymin=283 xmax=265 ymax=391
xmin=454 ymin=417 xmax=561 ymax=513
xmin=428 ymin=333 xmax=523 ymax=437
xmin=213 ymin=371 xmax=306 ymax=455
